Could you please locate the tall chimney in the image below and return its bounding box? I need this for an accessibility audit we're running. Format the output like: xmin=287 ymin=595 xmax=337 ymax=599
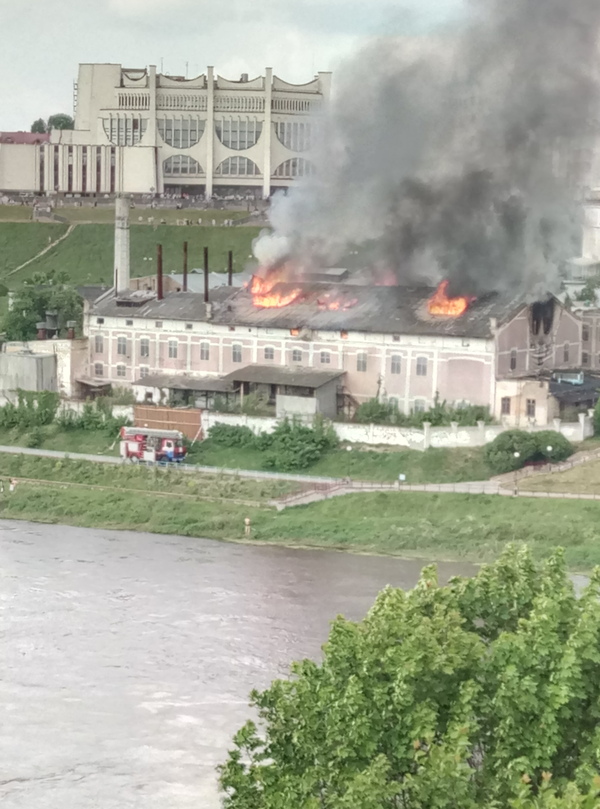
xmin=227 ymin=250 xmax=233 ymax=286
xmin=203 ymin=246 xmax=209 ymax=303
xmin=157 ymin=244 xmax=164 ymax=301
xmin=114 ymin=197 xmax=130 ymax=293
xmin=183 ymin=241 xmax=188 ymax=292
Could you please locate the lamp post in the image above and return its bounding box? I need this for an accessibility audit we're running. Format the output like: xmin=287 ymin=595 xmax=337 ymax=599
xmin=546 ymin=445 xmax=553 ymax=468
xmin=513 ymin=451 xmax=521 ymax=496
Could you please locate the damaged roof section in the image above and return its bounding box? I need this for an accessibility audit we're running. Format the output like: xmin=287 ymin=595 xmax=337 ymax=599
xmin=223 ymin=364 xmax=344 ymax=388
xmin=91 ymin=281 xmax=523 ymax=339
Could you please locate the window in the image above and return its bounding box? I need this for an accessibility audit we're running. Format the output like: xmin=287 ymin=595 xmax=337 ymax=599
xmin=414 ymin=399 xmax=426 ymax=412
xmin=272 ymin=158 xmax=316 ymax=179
xmin=157 ymin=116 xmax=205 ymax=148
xmin=392 ymin=335 xmax=400 ymax=342
xmin=563 ymin=343 xmax=570 ymax=363
xmin=526 ymin=398 xmax=536 ymax=418
xmin=501 ymin=396 xmax=511 ymax=415
xmin=103 ymin=115 xmax=148 ymax=146
xmin=96 ymin=317 xmax=104 ymax=325
xmin=274 ymin=121 xmax=312 ymax=151
xmin=232 ymin=344 xmax=242 ymax=363
xmin=185 ymin=323 xmax=193 ymax=330
xmin=215 ymin=156 xmax=260 ymax=176
xmin=94 ymin=363 xmax=103 ymax=377
xmin=168 ymin=340 xmax=178 ymax=359
xmin=94 ymin=335 xmax=104 ymax=354
xmin=264 ymin=346 xmax=275 ymax=361
xmin=292 ymin=349 xmax=302 ymax=363
xmin=117 ymin=336 xmax=127 ymax=355
xmin=163 ymin=155 xmax=204 ymax=176
xmin=583 ymin=326 xmax=590 ymax=342
xmin=140 ymin=338 xmax=150 ymax=358
xmin=139 ymin=366 xmax=149 ymax=379
xmin=116 ymin=364 xmax=126 ymax=378
xmin=155 ymin=321 xmax=163 ymax=328
xmin=510 ymin=350 xmax=517 ymax=371
xmin=200 ymin=342 xmax=210 ymax=361
xmin=388 ymin=397 xmax=399 ymax=410
xmin=320 ymin=351 xmax=331 ymax=364
xmin=416 ymin=356 xmax=428 ymax=376
xmin=356 ymin=352 xmax=367 ymax=372
xmin=583 ymin=351 xmax=589 ymax=365
xmin=215 ymin=117 xmax=262 ymax=150
xmin=126 ymin=319 xmax=133 ymax=326
xmin=391 ymin=355 xmax=401 ymax=375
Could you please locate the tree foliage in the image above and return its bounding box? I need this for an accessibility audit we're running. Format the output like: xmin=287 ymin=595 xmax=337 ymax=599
xmin=219 ymin=547 xmax=600 ymax=808
xmin=47 ymin=113 xmax=74 ymax=131
xmin=2 ymin=271 xmax=83 ymax=341
xmin=30 ymin=118 xmax=47 ymax=134
xmin=485 ymin=430 xmax=573 ymax=474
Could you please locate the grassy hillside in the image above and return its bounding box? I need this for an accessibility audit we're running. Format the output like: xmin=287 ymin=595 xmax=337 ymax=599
xmin=0 ymin=222 xmax=262 ymax=287
xmin=0 ymin=222 xmax=67 ymax=278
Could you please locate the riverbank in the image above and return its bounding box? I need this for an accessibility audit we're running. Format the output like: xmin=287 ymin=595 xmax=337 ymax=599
xmin=1 ymin=453 xmax=599 ymax=571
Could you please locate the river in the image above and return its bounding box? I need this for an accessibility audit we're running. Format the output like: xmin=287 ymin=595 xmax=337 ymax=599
xmin=0 ymin=520 xmax=477 ymax=808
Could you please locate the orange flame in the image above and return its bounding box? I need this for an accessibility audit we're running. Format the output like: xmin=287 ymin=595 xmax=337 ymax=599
xmin=249 ymin=268 xmax=302 ymax=309
xmin=428 ymin=280 xmax=475 ymax=317
xmin=317 ymin=292 xmax=358 ymax=311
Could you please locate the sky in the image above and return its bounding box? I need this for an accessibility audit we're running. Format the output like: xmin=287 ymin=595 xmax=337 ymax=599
xmin=0 ymin=0 xmax=462 ymax=131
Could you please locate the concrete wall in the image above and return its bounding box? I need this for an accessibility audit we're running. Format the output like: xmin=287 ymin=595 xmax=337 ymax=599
xmin=0 ymin=353 xmax=57 ymax=395
xmin=200 ymin=411 xmax=594 ymax=450
xmin=0 ymin=143 xmax=37 ymax=191
xmin=276 ymin=395 xmax=317 ymax=419
xmin=4 ymin=339 xmax=87 ymax=398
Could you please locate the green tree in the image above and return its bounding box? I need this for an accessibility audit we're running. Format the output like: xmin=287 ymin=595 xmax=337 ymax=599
xmin=47 ymin=113 xmax=74 ymax=131
xmin=219 ymin=547 xmax=600 ymax=808
xmin=485 ymin=429 xmax=538 ymax=473
xmin=30 ymin=118 xmax=47 ymax=134
xmin=2 ymin=271 xmax=83 ymax=341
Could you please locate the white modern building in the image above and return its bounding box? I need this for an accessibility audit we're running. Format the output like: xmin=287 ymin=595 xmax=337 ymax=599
xmin=0 ymin=63 xmax=331 ymax=200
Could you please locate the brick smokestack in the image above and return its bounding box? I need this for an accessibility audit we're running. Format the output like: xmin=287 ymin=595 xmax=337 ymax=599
xmin=228 ymin=250 xmax=233 ymax=286
xmin=203 ymin=246 xmax=209 ymax=303
xmin=157 ymin=244 xmax=164 ymax=301
xmin=183 ymin=241 xmax=188 ymax=292
xmin=114 ymin=197 xmax=130 ymax=293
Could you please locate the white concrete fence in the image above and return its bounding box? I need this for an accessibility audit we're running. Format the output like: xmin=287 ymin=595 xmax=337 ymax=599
xmin=200 ymin=410 xmax=595 ymax=451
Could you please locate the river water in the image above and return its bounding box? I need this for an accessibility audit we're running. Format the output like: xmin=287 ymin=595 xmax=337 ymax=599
xmin=0 ymin=520 xmax=477 ymax=808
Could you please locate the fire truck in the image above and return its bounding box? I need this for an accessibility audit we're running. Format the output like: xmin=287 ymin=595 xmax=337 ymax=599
xmin=120 ymin=426 xmax=187 ymax=464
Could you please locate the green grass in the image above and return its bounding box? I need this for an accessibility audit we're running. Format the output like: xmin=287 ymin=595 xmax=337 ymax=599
xmin=519 ymin=458 xmax=600 ymax=495
xmin=4 ymin=223 xmax=261 ymax=287
xmin=0 ymin=222 xmax=68 ymax=278
xmin=0 ymin=425 xmax=120 ymax=455
xmin=0 ymin=206 xmax=253 ymax=225
xmin=188 ymin=439 xmax=491 ymax=483
xmin=3 ymin=458 xmax=600 ymax=570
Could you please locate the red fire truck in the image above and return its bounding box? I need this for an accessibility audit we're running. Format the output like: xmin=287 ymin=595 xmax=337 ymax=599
xmin=120 ymin=426 xmax=187 ymax=464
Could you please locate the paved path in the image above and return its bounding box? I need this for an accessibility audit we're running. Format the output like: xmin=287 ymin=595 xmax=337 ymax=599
xmin=7 ymin=224 xmax=76 ymax=277
xmin=1 ymin=445 xmax=598 ymax=507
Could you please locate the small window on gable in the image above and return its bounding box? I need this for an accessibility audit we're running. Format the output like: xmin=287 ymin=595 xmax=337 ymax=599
xmin=510 ymin=350 xmax=517 ymax=371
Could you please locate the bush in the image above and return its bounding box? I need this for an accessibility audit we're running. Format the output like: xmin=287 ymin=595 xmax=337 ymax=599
xmin=485 ymin=430 xmax=538 ymax=474
xmin=262 ymin=418 xmax=339 ymax=472
xmin=485 ymin=429 xmax=574 ymax=474
xmin=209 ymin=423 xmax=256 ymax=447
xmin=353 ymin=395 xmax=493 ymax=427
xmin=24 ymin=426 xmax=44 ymax=448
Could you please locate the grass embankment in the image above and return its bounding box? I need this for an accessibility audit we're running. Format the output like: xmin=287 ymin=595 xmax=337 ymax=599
xmin=520 ymin=458 xmax=600 ymax=495
xmin=0 ymin=222 xmax=68 ymax=277
xmin=0 ymin=425 xmax=120 ymax=455
xmin=2 ymin=453 xmax=600 ymax=571
xmin=188 ymin=439 xmax=491 ymax=483
xmin=0 ymin=223 xmax=261 ymax=287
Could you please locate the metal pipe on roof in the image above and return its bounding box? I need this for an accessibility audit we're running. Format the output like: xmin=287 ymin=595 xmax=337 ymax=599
xmin=227 ymin=250 xmax=233 ymax=286
xmin=203 ymin=246 xmax=209 ymax=303
xmin=157 ymin=244 xmax=164 ymax=301
xmin=183 ymin=241 xmax=188 ymax=292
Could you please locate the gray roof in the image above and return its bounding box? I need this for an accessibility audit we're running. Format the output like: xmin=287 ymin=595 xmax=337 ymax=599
xmin=223 ymin=364 xmax=344 ymax=388
xmin=77 ymin=285 xmax=110 ymax=303
xmin=132 ymin=373 xmax=234 ymax=392
xmin=166 ymin=271 xmax=252 ymax=292
xmin=91 ymin=281 xmax=521 ymax=338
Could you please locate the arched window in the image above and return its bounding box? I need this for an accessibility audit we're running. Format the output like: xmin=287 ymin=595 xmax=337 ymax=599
xmin=163 ymin=155 xmax=203 ymax=177
xmin=103 ymin=116 xmax=148 ymax=146
xmin=215 ymin=157 xmax=260 ymax=177
xmin=274 ymin=121 xmax=312 ymax=151
xmin=157 ymin=117 xmax=205 ymax=148
xmin=272 ymin=158 xmax=315 ymax=178
xmin=215 ymin=118 xmax=262 ymax=149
